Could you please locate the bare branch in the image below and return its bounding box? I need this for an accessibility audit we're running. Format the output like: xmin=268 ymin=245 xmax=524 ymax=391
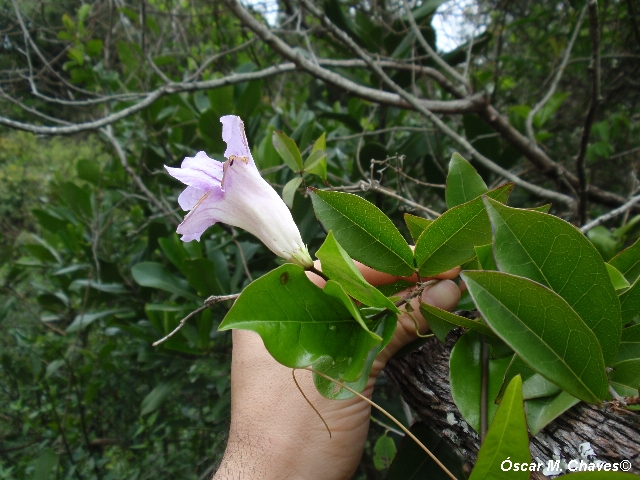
xmin=152 ymin=294 xmax=240 ymax=346
xmin=401 ymin=0 xmax=470 ymax=92
xmin=580 ymin=194 xmax=640 ymax=233
xmin=525 ymin=5 xmax=587 ymax=144
xmin=0 ymin=63 xmax=484 ymax=135
xmin=101 ymin=126 xmax=180 ymax=226
xmin=577 ymin=0 xmax=603 ymax=224
xmin=289 ymin=0 xmax=576 ymax=207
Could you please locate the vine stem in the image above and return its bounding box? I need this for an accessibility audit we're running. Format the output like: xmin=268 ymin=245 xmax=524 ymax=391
xmin=307 ymin=367 xmax=458 ymax=480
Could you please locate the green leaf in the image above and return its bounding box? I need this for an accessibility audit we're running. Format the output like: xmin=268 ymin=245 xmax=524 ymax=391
xmin=461 ymin=271 xmax=609 ymax=403
xmin=609 ymin=238 xmax=640 ymax=284
xmin=77 ymin=4 xmax=92 ymax=23
xmin=282 ymin=176 xmax=302 ymax=209
xmin=236 ymin=79 xmax=262 ymax=119
xmin=158 ymin=234 xmax=191 ymax=275
xmin=323 ymin=280 xmax=381 ymax=340
xmin=32 ymin=447 xmax=57 ymax=480
xmin=404 ymin=214 xmax=432 ymax=243
xmin=498 ymin=355 xmax=561 ymax=402
xmin=131 ymin=262 xmax=199 ymax=300
xmin=66 ymin=309 xmax=130 ymax=332
xmin=587 ymin=226 xmax=621 ymax=262
xmin=449 ymin=330 xmax=513 ymax=433
xmin=607 ymin=263 xmax=631 ymax=291
xmin=484 ymin=198 xmax=622 ymax=366
xmin=140 ymin=381 xmax=175 ymax=415
xmin=307 ymin=133 xmax=327 ymax=179
xmin=609 ymin=359 xmax=640 ymax=396
xmin=420 ymin=303 xmax=496 ymax=338
xmin=316 ymin=231 xmax=399 ymax=312
xmin=182 ymin=258 xmax=225 ymax=297
xmin=62 ymin=13 xmax=75 ymax=32
xmin=59 ymin=181 xmax=92 ymax=218
xmin=533 ymin=91 xmax=570 ymax=128
xmin=619 ymin=277 xmax=640 ymax=324
xmin=310 ymin=190 xmax=415 ymax=276
xmin=313 ymin=310 xmax=396 ymax=399
xmin=303 ymin=149 xmax=327 ymax=172
xmin=445 ymin=152 xmax=488 ymax=209
xmin=525 ymin=391 xmax=580 ymax=436
xmin=617 ymin=325 xmax=640 ymax=363
xmin=76 ymin=158 xmax=101 ymax=184
xmin=219 ymin=265 xmax=382 ymax=385
xmin=469 ymin=376 xmax=530 ymax=480
xmin=373 ymin=434 xmax=397 ymax=470
xmin=415 ymin=183 xmax=513 ymax=276
xmin=475 ymin=243 xmax=497 ymax=271
xmin=207 ymin=85 xmax=234 ymax=119
xmin=273 ymin=130 xmax=303 ymax=171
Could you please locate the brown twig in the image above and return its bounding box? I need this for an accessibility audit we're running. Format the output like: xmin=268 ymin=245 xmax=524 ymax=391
xmin=152 ymin=294 xmax=240 ymax=346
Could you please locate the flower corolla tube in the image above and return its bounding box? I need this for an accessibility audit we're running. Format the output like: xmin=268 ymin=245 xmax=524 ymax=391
xmin=165 ymin=115 xmax=313 ymax=268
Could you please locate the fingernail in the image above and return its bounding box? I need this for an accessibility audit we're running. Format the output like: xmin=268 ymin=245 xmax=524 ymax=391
xmin=422 ymin=280 xmax=460 ymax=311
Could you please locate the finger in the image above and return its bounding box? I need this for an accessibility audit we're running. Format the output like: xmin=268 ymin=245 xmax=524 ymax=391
xmin=374 ymin=279 xmax=461 ymax=369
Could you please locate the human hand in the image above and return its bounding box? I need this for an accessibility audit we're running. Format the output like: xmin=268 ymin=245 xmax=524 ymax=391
xmin=213 ymin=262 xmax=461 ymax=480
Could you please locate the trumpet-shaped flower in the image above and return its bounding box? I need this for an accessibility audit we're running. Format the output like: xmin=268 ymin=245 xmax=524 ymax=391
xmin=165 ymin=115 xmax=313 ymax=268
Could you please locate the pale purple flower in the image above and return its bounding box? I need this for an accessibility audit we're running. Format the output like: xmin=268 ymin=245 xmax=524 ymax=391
xmin=164 ymin=115 xmax=313 ymax=268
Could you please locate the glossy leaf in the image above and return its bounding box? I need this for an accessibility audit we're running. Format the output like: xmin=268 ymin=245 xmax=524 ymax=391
xmin=158 ymin=234 xmax=191 ymax=275
xmin=373 ymin=434 xmax=397 ymax=470
xmin=282 ymin=176 xmax=302 ymax=209
xmin=404 ymin=213 xmax=432 ymax=243
xmin=323 ymin=280 xmax=381 ymax=340
xmin=609 ymin=238 xmax=640 ymax=283
xmin=313 ymin=311 xmax=396 ymax=399
xmin=498 ymin=355 xmax=561 ymax=402
xmin=462 ymin=271 xmax=609 ymax=403
xmin=469 ymin=376 xmax=530 ymax=480
xmin=619 ymin=278 xmax=640 ymax=324
xmin=449 ymin=330 xmax=513 ymax=433
xmin=606 ymin=263 xmax=631 ymax=291
xmin=310 ymin=190 xmax=415 ymax=276
xmin=415 ymin=183 xmax=512 ymax=277
xmin=316 ymin=231 xmax=399 ymax=312
xmin=303 ymin=149 xmax=327 ymax=172
xmin=420 ymin=302 xmax=497 ymax=338
xmin=307 ymin=133 xmax=328 ymax=180
xmin=609 ymin=359 xmax=640 ymax=396
xmin=132 ymin=262 xmax=199 ymax=301
xmin=219 ymin=264 xmax=382 ymax=385
xmin=273 ymin=130 xmax=303 ymax=171
xmin=484 ymin=197 xmax=622 ymax=366
xmin=445 ymin=152 xmax=488 ymax=209
xmin=475 ymin=244 xmax=497 ymax=271
xmin=617 ymin=325 xmax=640 ymax=363
xmin=525 ymin=391 xmax=580 ymax=436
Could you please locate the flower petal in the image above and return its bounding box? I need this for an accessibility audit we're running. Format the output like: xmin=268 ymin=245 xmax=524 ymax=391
xmin=221 ymin=115 xmax=254 ymax=163
xmin=165 ymin=166 xmax=219 ymax=191
xmin=181 ymin=151 xmax=224 ymax=180
xmin=176 ymin=188 xmax=224 ymax=241
xmin=178 ymin=186 xmax=205 ymax=211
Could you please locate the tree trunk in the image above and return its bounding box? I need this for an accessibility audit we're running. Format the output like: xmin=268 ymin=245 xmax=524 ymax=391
xmin=384 ymin=330 xmax=640 ymax=478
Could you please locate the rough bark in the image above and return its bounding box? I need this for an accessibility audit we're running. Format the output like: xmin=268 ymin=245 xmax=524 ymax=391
xmin=384 ymin=330 xmax=640 ymax=478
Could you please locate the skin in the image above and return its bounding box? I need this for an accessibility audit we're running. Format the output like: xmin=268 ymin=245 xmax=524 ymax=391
xmin=213 ymin=262 xmax=461 ymax=480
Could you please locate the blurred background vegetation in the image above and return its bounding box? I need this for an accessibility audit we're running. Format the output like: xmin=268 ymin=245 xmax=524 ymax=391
xmin=1 ymin=0 xmax=638 ymax=478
